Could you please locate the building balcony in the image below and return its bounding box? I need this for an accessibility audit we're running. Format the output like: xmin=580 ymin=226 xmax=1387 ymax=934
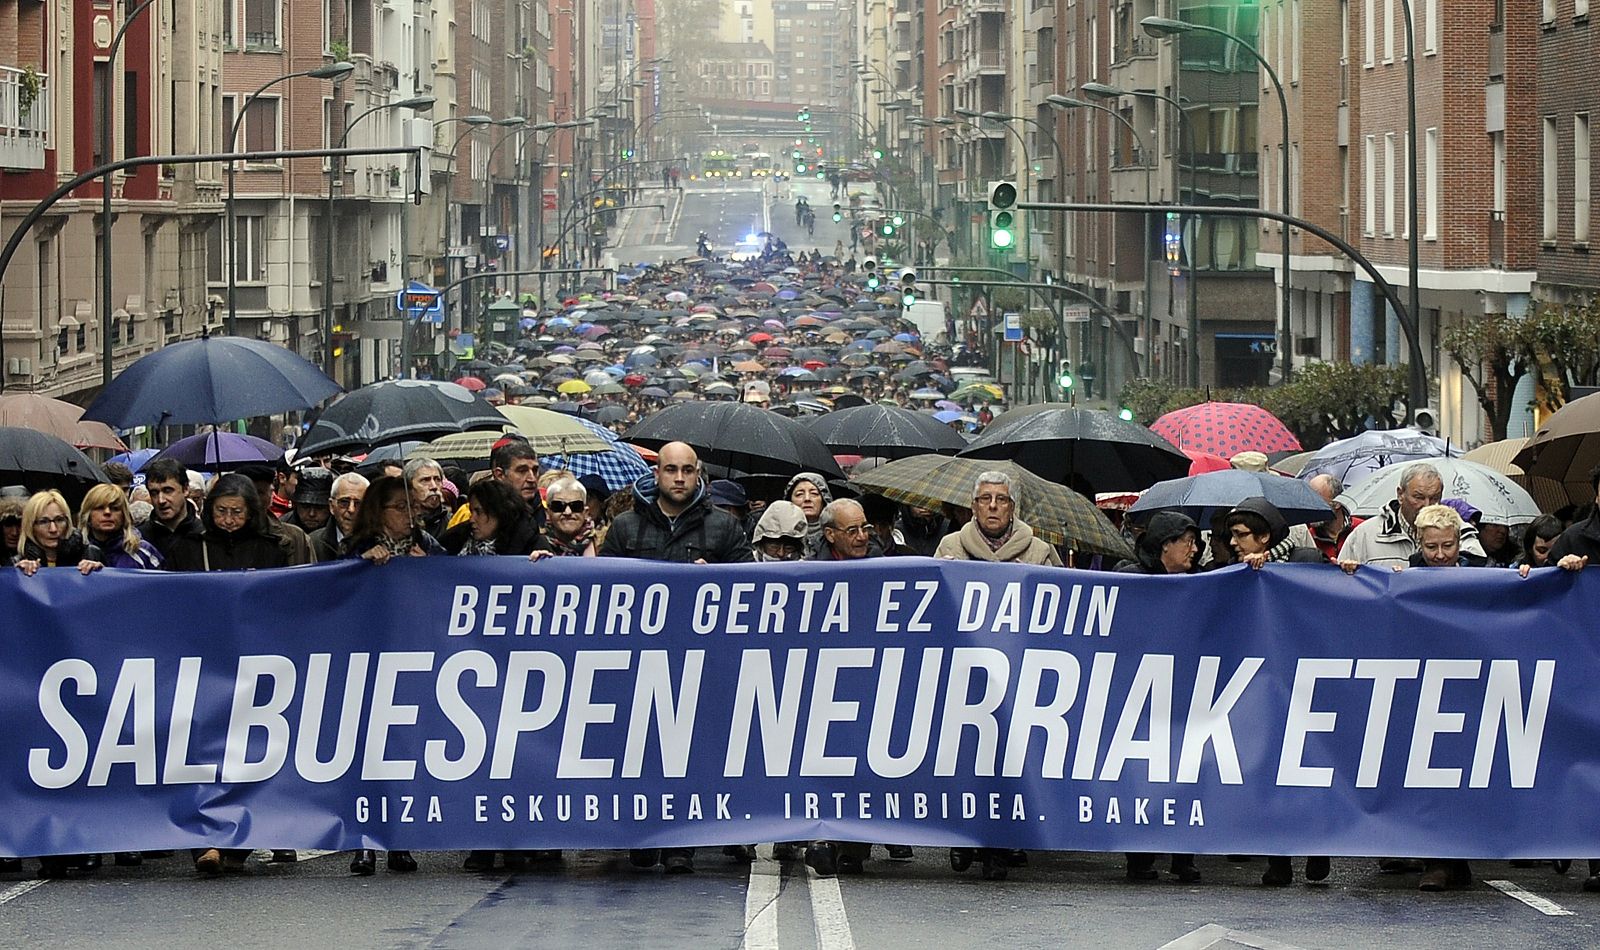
xmin=0 ymin=66 xmax=49 ymax=171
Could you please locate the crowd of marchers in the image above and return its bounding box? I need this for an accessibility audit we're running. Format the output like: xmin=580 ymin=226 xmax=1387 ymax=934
xmin=5 ymin=443 xmax=1598 ymax=890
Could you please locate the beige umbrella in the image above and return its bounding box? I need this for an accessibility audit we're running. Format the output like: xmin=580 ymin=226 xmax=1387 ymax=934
xmin=1465 ymin=437 xmax=1573 ymax=512
xmin=0 ymin=393 xmax=126 ymax=452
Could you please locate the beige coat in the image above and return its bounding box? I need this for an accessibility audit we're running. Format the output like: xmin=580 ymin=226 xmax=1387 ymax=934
xmin=934 ymin=519 xmax=1062 ymax=566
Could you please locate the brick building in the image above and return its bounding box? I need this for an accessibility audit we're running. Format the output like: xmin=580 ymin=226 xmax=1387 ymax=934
xmin=1536 ymin=0 xmax=1600 ymax=309
xmin=1 ymin=0 xmax=223 ymax=400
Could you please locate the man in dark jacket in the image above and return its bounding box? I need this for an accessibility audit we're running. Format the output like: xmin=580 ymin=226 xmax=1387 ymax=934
xmin=896 ymin=504 xmax=948 ymax=557
xmin=1550 ymin=464 xmax=1600 ymax=566
xmin=598 ymin=442 xmax=752 ymax=565
xmin=599 ymin=442 xmax=750 ymax=874
xmin=141 ymin=459 xmax=204 ymax=560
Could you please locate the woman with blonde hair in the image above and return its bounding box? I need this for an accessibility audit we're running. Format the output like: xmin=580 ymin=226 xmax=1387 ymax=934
xmin=77 ymin=483 xmax=163 ymax=569
xmin=13 ymin=489 xmax=100 ymax=576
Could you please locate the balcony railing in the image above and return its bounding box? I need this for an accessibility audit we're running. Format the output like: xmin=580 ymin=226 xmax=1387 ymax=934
xmin=0 ymin=66 xmax=49 ymax=171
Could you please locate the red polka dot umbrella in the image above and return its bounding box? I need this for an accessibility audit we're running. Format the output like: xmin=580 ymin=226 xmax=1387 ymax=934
xmin=1150 ymin=402 xmax=1302 ymax=458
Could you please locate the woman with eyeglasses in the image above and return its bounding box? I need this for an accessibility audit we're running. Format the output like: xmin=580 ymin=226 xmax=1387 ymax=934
xmin=77 ymin=483 xmax=163 ymax=570
xmin=345 ymin=474 xmax=446 ymax=565
xmin=534 ymin=476 xmax=596 ymax=558
xmin=12 ymin=489 xmax=101 ymax=576
xmin=163 ymin=475 xmax=289 ymax=575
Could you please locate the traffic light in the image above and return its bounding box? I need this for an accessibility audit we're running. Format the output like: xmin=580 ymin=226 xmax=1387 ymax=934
xmin=898 ymin=269 xmax=916 ymax=307
xmin=987 ymin=180 xmax=1018 ymax=250
xmin=864 ymin=259 xmax=879 ymax=291
xmin=796 ymin=162 xmax=808 ymax=174
xmin=832 ymin=202 xmax=843 ymax=223
xmin=797 ymin=109 xmax=811 ymax=122
xmin=620 ymin=148 xmax=634 ymax=159
xmin=1118 ymin=407 xmax=1135 ymax=422
xmin=872 ymin=148 xmax=884 ymax=161
xmin=880 ymin=221 xmax=894 ymax=236
xmin=1057 ymin=360 xmax=1074 ymax=391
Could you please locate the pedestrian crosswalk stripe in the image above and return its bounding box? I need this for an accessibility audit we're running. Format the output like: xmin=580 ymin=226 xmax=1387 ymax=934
xmin=1487 ymin=880 xmax=1575 ymax=916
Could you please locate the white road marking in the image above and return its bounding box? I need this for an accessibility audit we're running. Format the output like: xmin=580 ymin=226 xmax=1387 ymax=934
xmin=1157 ymin=924 xmax=1309 ymax=950
xmin=806 ymin=862 xmax=856 ymax=950
xmin=1487 ymin=879 xmax=1576 ymax=916
xmin=740 ymin=846 xmax=781 ymax=950
xmin=0 ymin=880 xmax=48 ymax=907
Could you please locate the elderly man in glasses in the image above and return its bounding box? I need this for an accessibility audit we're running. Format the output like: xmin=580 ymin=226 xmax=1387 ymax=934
xmin=935 ymin=471 xmax=1062 ymax=566
xmin=309 ymin=472 xmax=369 ymax=562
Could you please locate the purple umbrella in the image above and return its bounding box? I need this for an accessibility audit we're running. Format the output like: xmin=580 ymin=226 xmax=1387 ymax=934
xmin=150 ymin=432 xmax=284 ymax=472
xmin=935 ymin=400 xmax=962 ymax=412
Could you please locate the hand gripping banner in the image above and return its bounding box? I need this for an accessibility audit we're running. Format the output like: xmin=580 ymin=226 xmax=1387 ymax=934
xmin=0 ymin=557 xmax=1593 ymax=858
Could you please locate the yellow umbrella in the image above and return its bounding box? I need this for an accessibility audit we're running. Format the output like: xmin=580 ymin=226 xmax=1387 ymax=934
xmin=557 ymin=379 xmax=592 ymax=395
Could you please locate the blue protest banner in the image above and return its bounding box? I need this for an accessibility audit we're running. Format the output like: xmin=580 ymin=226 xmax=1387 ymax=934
xmin=0 ymin=558 xmax=1589 ymax=859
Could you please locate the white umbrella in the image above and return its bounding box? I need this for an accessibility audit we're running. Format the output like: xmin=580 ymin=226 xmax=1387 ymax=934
xmin=1299 ymin=428 xmax=1461 ymax=487
xmin=1342 ymin=457 xmax=1541 ymax=526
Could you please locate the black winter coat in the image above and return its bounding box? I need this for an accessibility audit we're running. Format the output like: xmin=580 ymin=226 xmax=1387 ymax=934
xmin=164 ymin=525 xmax=290 ymax=572
xmin=142 ymin=510 xmax=204 ymax=561
xmin=1551 ymin=513 xmax=1600 ymax=563
xmin=598 ymin=477 xmax=753 ymax=564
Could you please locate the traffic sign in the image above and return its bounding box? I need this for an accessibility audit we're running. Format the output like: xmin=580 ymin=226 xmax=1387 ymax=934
xmin=1003 ymin=311 xmax=1022 ymax=342
xmin=1062 ymin=305 xmax=1092 ymax=323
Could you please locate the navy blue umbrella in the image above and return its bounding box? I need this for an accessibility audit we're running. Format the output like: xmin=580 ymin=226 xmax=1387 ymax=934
xmin=1128 ymin=469 xmax=1333 ymax=527
xmin=82 ymin=334 xmax=341 ymax=428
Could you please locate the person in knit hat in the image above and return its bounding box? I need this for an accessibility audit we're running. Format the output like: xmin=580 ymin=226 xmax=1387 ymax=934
xmin=784 ymin=472 xmax=833 ymax=551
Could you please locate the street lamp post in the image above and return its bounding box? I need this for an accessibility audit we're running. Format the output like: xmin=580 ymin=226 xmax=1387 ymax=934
xmin=1143 ymin=14 xmax=1293 ymax=386
xmin=526 ymin=120 xmax=594 ymax=304
xmin=100 ymin=0 xmax=157 ymax=388
xmin=1083 ymin=81 xmax=1201 ymax=387
xmin=324 ymin=94 xmax=435 ymax=378
xmin=1046 ymin=94 xmax=1156 ymax=379
xmin=225 ymin=62 xmax=354 ymax=339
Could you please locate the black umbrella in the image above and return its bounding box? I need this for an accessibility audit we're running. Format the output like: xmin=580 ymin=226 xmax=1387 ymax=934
xmin=0 ymin=426 xmax=108 ymax=502
xmin=82 ymin=333 xmax=340 ymax=428
xmin=957 ymin=405 xmax=1189 ymax=494
xmin=805 ymin=405 xmax=968 ymax=460
xmin=297 ymin=380 xmax=508 ymax=456
xmin=624 ymin=401 xmax=845 ymax=479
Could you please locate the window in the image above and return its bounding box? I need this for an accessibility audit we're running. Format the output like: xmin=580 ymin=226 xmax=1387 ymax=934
xmin=124 ymin=70 xmax=138 ymax=162
xmin=1580 ymin=0 xmax=1592 ymax=18
xmin=224 ymin=95 xmax=280 ymax=153
xmin=223 ymin=0 xmax=236 ymax=46
xmin=244 ymin=0 xmax=279 ymax=48
xmin=206 ymin=216 xmax=268 ymax=283
xmin=1424 ymin=0 xmax=1437 ymax=54
xmin=1383 ymin=0 xmax=1394 ymax=62
xmin=1383 ymin=132 xmax=1395 ymax=235
xmin=1364 ymin=136 xmax=1376 ymax=234
xmin=1544 ymin=117 xmax=1559 ymax=241
xmin=1364 ymin=0 xmax=1375 ymax=66
xmin=1543 ymin=0 xmax=1557 ymax=23
xmin=1291 ymin=143 xmax=1301 ymax=216
xmin=1402 ymin=132 xmax=1410 ymax=238
xmin=1292 ymin=0 xmax=1302 ymax=83
xmin=1424 ymin=128 xmax=1439 ymax=239
xmin=1493 ymin=130 xmax=1507 ymax=215
xmin=1577 ymin=113 xmax=1591 ymax=243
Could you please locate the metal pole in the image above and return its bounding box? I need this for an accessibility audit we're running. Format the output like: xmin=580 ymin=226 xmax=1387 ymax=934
xmin=322 ymin=80 xmax=344 ymax=378
xmin=100 ymin=0 xmax=157 ymax=389
xmin=1401 ymin=0 xmax=1424 ymax=411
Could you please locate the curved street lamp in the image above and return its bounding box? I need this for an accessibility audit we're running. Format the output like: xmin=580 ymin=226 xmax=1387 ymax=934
xmin=225 ymin=61 xmax=354 ymax=337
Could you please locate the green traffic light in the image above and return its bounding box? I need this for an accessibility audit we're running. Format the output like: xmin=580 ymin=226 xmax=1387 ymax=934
xmin=1118 ymin=408 xmax=1135 ymax=421
xmin=881 ymin=224 xmax=894 ymax=236
xmin=991 ymin=228 xmax=1015 ymax=249
xmin=892 ymin=214 xmax=904 ymax=227
xmin=901 ymin=292 xmax=915 ymax=307
xmin=872 ymin=149 xmax=884 ymax=161
xmin=867 ymin=276 xmax=880 ymax=290
xmin=1058 ymin=373 xmax=1074 ymax=390
xmin=816 ymin=171 xmax=825 ymax=179
xmin=796 ymin=163 xmax=807 ymax=173
xmin=833 ymin=212 xmax=843 ymax=222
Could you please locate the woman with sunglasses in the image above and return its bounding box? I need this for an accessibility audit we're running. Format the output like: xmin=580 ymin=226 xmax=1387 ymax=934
xmin=535 ymin=476 xmax=597 ymax=558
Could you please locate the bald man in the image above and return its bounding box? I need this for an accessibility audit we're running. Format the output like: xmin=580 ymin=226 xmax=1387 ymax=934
xmin=599 ymin=442 xmax=752 ymax=873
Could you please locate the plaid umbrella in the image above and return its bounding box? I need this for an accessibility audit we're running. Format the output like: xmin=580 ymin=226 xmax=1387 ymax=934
xmin=539 ymin=415 xmax=652 ymax=491
xmin=850 ymin=456 xmax=1132 ymax=558
xmin=1150 ymin=402 xmax=1302 ymax=458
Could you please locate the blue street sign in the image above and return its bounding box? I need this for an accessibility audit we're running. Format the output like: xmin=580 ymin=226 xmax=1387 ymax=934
xmin=396 ymin=280 xmax=444 ymax=324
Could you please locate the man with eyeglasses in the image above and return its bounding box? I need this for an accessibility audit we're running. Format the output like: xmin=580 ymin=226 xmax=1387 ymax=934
xmin=309 ymin=472 xmax=368 ymax=562
xmin=809 ymin=498 xmax=875 ymax=562
xmin=600 ymin=441 xmax=751 ymax=874
xmin=935 ymin=471 xmax=1062 ymax=566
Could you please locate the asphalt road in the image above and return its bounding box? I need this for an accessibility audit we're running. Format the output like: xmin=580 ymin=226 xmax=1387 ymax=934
xmin=5 ymin=848 xmax=1599 ymax=949
xmin=604 ymin=178 xmax=871 ymax=268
